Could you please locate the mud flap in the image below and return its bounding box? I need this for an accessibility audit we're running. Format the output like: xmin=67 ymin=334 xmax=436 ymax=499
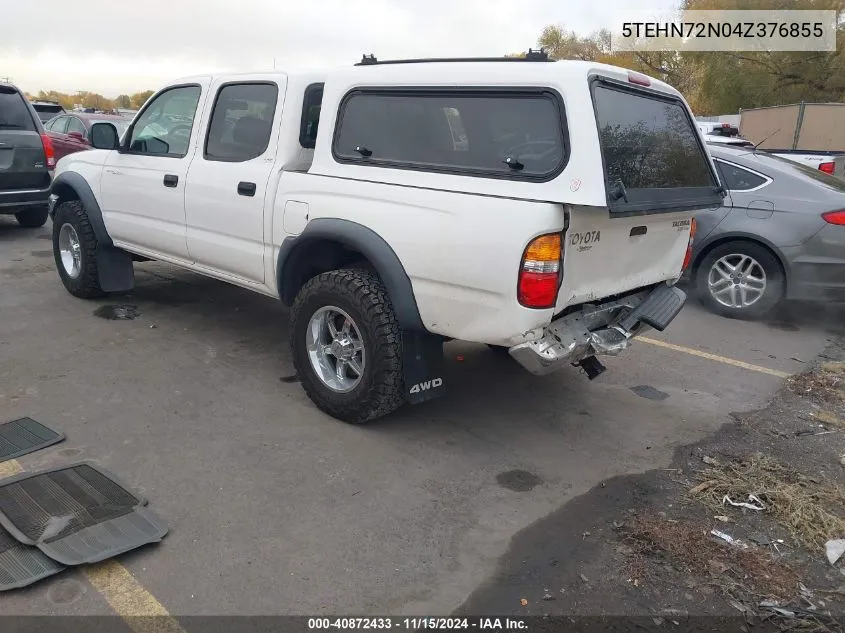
xmin=96 ymin=246 xmax=135 ymax=293
xmin=402 ymin=330 xmax=445 ymax=405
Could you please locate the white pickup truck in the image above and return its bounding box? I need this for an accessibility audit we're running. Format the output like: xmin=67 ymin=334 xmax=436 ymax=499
xmin=48 ymin=53 xmax=724 ymax=423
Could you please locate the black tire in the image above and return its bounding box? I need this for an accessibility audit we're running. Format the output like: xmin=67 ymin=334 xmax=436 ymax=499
xmin=15 ymin=206 xmax=48 ymax=228
xmin=695 ymin=240 xmax=784 ymax=319
xmin=52 ymin=200 xmax=107 ymax=299
xmin=290 ymin=268 xmax=404 ymax=423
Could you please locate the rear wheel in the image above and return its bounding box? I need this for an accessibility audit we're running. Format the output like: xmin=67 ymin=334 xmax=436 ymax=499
xmin=15 ymin=206 xmax=48 ymax=228
xmin=290 ymin=268 xmax=405 ymax=423
xmin=52 ymin=200 xmax=106 ymax=298
xmin=695 ymin=240 xmax=784 ymax=319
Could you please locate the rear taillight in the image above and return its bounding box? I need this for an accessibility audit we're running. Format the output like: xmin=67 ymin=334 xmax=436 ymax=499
xmin=40 ymin=133 xmax=56 ymax=169
xmin=823 ymin=210 xmax=845 ymax=225
xmin=518 ymin=233 xmax=562 ymax=309
xmin=682 ymin=218 xmax=697 ymax=271
xmin=819 ymin=161 xmax=836 ymax=175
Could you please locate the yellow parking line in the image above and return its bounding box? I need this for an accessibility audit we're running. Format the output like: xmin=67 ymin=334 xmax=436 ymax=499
xmin=0 ymin=458 xmax=185 ymax=633
xmin=639 ymin=337 xmax=791 ymax=378
xmin=0 ymin=459 xmax=23 ymax=478
xmin=84 ymin=561 xmax=186 ymax=633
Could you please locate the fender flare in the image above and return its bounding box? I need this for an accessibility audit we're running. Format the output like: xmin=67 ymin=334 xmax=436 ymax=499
xmin=50 ymin=171 xmax=113 ymax=247
xmin=276 ymin=219 xmax=425 ymax=332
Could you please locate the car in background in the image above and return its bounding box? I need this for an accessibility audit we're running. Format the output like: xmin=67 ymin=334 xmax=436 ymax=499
xmin=0 ymin=82 xmax=54 ymax=228
xmin=690 ymin=143 xmax=845 ymax=318
xmin=44 ymin=113 xmax=129 ymax=161
xmin=30 ymin=100 xmax=65 ymax=124
xmin=698 ymin=122 xmax=845 ymax=179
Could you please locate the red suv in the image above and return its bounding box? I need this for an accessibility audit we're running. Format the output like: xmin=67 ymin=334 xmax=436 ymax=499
xmin=44 ymin=113 xmax=129 ymax=161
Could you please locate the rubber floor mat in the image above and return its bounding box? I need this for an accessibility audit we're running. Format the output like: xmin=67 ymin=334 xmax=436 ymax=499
xmin=0 ymin=417 xmax=64 ymax=464
xmin=0 ymin=526 xmax=64 ymax=591
xmin=0 ymin=464 xmax=168 ymax=566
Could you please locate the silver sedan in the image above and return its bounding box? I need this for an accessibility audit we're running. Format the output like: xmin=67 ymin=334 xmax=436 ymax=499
xmin=690 ymin=144 xmax=845 ymax=318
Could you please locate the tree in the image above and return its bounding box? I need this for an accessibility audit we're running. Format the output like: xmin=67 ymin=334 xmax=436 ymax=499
xmin=130 ymin=90 xmax=154 ymax=109
xmin=683 ymin=0 xmax=845 ymax=113
xmin=115 ymin=94 xmax=132 ymax=109
xmin=537 ymin=26 xmax=701 ymax=103
xmin=535 ymin=0 xmax=845 ymax=115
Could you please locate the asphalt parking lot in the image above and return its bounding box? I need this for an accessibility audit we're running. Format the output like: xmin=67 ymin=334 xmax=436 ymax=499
xmin=1 ymin=217 xmax=842 ymax=623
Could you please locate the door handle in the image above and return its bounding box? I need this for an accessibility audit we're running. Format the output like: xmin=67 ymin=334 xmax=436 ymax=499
xmin=237 ymin=181 xmax=257 ymax=197
xmin=163 ymin=174 xmax=178 ymax=188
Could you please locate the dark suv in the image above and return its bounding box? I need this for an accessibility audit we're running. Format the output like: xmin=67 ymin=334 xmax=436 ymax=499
xmin=0 ymin=83 xmax=54 ymax=228
xmin=31 ymin=101 xmax=65 ymax=124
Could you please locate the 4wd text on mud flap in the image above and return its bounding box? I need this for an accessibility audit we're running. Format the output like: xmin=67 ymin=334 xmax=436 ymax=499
xmin=409 ymin=378 xmax=443 ymax=394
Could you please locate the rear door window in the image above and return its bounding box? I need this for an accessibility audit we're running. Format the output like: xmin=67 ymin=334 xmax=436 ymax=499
xmin=592 ymin=80 xmax=722 ymax=214
xmin=0 ymin=88 xmax=36 ymax=131
xmin=204 ymin=82 xmax=278 ymax=162
xmin=67 ymin=117 xmax=86 ymax=137
xmin=333 ymin=89 xmax=566 ymax=180
xmin=47 ymin=116 xmax=68 ymax=133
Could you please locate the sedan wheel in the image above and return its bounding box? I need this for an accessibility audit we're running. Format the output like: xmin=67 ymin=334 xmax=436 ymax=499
xmin=707 ymin=253 xmax=767 ymax=309
xmin=695 ymin=240 xmax=784 ymax=319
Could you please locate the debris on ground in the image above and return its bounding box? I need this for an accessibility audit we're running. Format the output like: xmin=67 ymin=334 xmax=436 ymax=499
xmin=788 ymin=362 xmax=845 ymax=403
xmin=722 ymin=493 xmax=765 ymax=511
xmin=519 ymin=598 xmax=527 ymax=606
xmin=710 ymin=529 xmax=739 ymax=546
xmin=623 ymin=515 xmax=799 ymax=601
xmin=689 ymin=453 xmax=845 ymax=550
xmin=825 ymin=539 xmax=845 ymax=566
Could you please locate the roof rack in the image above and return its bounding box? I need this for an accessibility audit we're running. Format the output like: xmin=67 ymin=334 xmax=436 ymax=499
xmin=355 ymin=48 xmax=552 ymax=66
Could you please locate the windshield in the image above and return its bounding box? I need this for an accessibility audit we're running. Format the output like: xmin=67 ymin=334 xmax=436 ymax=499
xmin=32 ymin=104 xmax=63 ymax=124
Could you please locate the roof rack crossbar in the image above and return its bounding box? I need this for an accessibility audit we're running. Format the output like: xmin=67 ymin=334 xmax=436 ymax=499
xmin=355 ymin=48 xmax=552 ymax=66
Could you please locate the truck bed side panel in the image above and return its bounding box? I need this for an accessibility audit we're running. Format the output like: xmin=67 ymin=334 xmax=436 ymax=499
xmin=274 ymin=171 xmax=562 ymax=345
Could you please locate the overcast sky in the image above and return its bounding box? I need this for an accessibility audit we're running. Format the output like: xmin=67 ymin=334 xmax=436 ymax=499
xmin=3 ymin=0 xmax=676 ymax=97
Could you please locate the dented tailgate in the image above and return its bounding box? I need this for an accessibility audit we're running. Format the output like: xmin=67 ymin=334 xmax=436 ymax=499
xmin=556 ymin=205 xmax=692 ymax=311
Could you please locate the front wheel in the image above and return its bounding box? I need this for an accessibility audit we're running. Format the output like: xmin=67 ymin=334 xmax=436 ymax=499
xmin=52 ymin=200 xmax=106 ymax=298
xmin=695 ymin=241 xmax=784 ymax=319
xmin=290 ymin=268 xmax=405 ymax=423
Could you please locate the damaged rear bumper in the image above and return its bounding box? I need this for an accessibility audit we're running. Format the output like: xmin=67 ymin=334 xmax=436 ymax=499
xmin=509 ymin=283 xmax=686 ymax=376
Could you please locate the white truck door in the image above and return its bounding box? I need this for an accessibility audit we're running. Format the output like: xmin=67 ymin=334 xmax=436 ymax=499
xmin=100 ymin=83 xmax=208 ymax=262
xmin=184 ymin=78 xmax=286 ymax=283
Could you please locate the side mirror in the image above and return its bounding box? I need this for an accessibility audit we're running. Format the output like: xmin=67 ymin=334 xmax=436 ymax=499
xmin=90 ymin=122 xmax=119 ymax=150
